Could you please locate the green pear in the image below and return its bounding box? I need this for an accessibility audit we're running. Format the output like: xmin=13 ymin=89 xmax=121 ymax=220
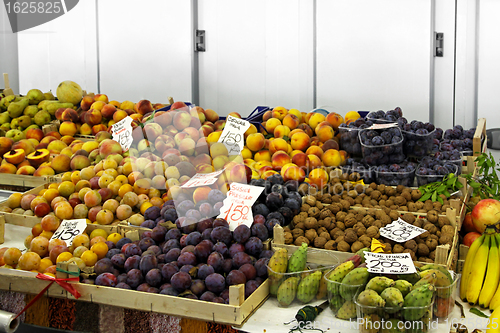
xmin=33 ymin=110 xmax=51 ymax=126
xmin=0 ymin=123 xmax=10 ymax=131
xmin=0 ymin=112 xmax=11 ymax=124
xmin=44 ymin=91 xmax=55 ymax=100
xmin=8 ymin=97 xmax=29 ymax=118
xmin=23 ymin=105 xmax=38 ymax=118
xmin=24 ymin=124 xmax=39 ymax=132
xmin=1 ymin=95 xmax=16 ymax=110
xmin=6 ymin=129 xmax=25 ymax=142
xmin=18 ymin=115 xmax=32 ymax=129
xmin=10 ymin=118 xmax=19 ymax=129
xmin=26 ymin=89 xmax=45 ymax=105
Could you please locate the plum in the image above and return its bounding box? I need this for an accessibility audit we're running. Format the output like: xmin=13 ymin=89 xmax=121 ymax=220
xmin=265 ymin=192 xmax=283 ymax=210
xmin=226 ymin=270 xmax=247 ymax=286
xmin=136 ymin=283 xmax=151 ymax=292
xmin=196 ymin=218 xmax=213 ymax=233
xmin=160 ymin=287 xmax=179 ymax=296
xmin=156 ymin=254 xmax=167 ymax=264
xmin=208 ymin=189 xmax=225 ymax=206
xmin=245 ymin=280 xmax=260 ymax=299
xmin=141 ymin=220 xmax=156 ymax=229
xmin=147 ymin=245 xmax=162 ymax=256
xmin=165 ymin=248 xmax=181 ymax=263
xmin=252 ymin=204 xmax=269 ymax=217
xmin=228 ymin=243 xmax=245 ymax=258
xmin=266 ymin=212 xmax=284 ymax=225
xmin=144 ymin=206 xmax=161 ymax=220
xmin=171 ymin=271 xmax=192 ymax=292
xmin=233 ymin=225 xmax=251 ymax=244
xmin=212 ymin=218 xmax=229 ymax=229
xmin=106 ymin=248 xmax=121 ymax=259
xmin=259 ymin=250 xmax=273 ymax=259
xmin=194 ymin=242 xmax=212 ymax=262
xmin=213 ymin=242 xmax=229 ymax=257
xmin=126 ymin=269 xmax=144 ymax=289
xmin=161 ymin=263 xmax=179 ymax=283
xmin=211 ymin=227 xmax=232 ymax=246
xmin=117 ymin=273 xmax=128 ymax=284
xmin=181 ymin=245 xmax=195 ymax=254
xmin=139 ymin=255 xmax=158 ymax=275
xmin=177 ymin=252 xmax=197 ymax=267
xmin=162 ymin=239 xmax=181 ymax=253
xmin=124 ymin=244 xmax=142 ymax=257
xmin=251 ymin=223 xmax=269 ymax=241
xmin=185 ymin=209 xmax=202 ymax=221
xmin=145 ymin=268 xmax=162 ymax=287
xmin=111 ymin=253 xmax=126 ymax=269
xmin=239 ymin=263 xmax=257 ymax=281
xmin=138 ymin=237 xmax=156 ymax=252
xmin=116 ymin=282 xmax=131 ymax=289
xmin=278 ymin=207 xmax=293 ymax=224
xmin=151 ymin=225 xmax=167 ymax=243
xmin=116 ymin=237 xmax=132 ymax=250
xmin=253 ymin=214 xmax=265 ymax=225
xmin=94 ymin=258 xmax=114 ymax=275
xmin=124 ymin=255 xmax=141 ymax=272
xmin=232 ymin=252 xmax=252 ymax=269
xmin=200 ymin=291 xmax=216 ymax=302
xmin=222 ymin=259 xmax=233 ymax=274
xmin=95 ymin=273 xmax=117 ymax=287
xmin=207 ymin=252 xmax=224 ymax=272
xmin=165 ymin=228 xmax=182 ymax=241
xmin=205 ymin=273 xmax=226 ymax=294
xmin=190 ymin=279 xmax=206 ymax=296
xmin=185 ymin=231 xmax=202 ymax=246
xmin=201 ymin=228 xmax=213 ymax=240
xmin=212 ymin=297 xmax=225 ymax=304
xmin=197 ymin=264 xmax=215 ymax=280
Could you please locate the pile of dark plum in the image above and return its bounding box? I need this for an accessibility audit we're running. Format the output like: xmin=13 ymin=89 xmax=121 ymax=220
xmin=88 ymin=218 xmax=270 ymax=303
xmin=249 ymin=174 xmax=303 ymax=238
xmin=339 ymin=118 xmax=375 ymax=157
xmin=396 ymin=118 xmax=436 ymax=158
xmin=359 ymin=127 xmax=405 ymax=165
xmin=434 ymin=149 xmax=463 ymax=171
xmin=366 ymin=108 xmax=402 ymax=124
xmin=416 ymin=156 xmax=458 ymax=186
xmin=441 ymin=125 xmax=476 ymax=155
xmin=375 ymin=161 xmax=417 ymax=187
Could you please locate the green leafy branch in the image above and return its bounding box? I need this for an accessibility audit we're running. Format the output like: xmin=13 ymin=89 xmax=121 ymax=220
xmin=418 ymin=173 xmax=463 ymax=204
xmin=462 ymin=152 xmax=500 ymax=200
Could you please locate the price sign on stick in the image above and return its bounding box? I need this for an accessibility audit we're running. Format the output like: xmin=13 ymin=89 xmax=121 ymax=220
xmin=365 ymin=252 xmax=417 ymax=274
xmin=50 ymin=219 xmax=87 ymax=247
xmin=111 ymin=116 xmax=134 ymax=151
xmin=217 ymin=183 xmax=264 ymax=231
xmin=181 ymin=169 xmax=225 ymax=188
xmin=379 ymin=218 xmax=427 ymax=243
xmin=218 ymin=116 xmax=251 ymax=155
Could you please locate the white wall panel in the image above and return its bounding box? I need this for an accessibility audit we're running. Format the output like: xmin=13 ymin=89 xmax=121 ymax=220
xmin=0 ymin=5 xmax=19 ymax=93
xmin=477 ymin=0 xmax=500 ymax=129
xmin=198 ymin=0 xmax=314 ymax=116
xmin=317 ymin=0 xmax=433 ymax=122
xmin=16 ymin=1 xmax=98 ymax=95
xmin=97 ymin=0 xmax=192 ymax=104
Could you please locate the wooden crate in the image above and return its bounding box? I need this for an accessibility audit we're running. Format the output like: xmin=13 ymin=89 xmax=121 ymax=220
xmin=461 ymin=118 xmax=487 ymax=173
xmin=0 ymin=268 xmax=269 ymax=327
xmin=0 ymin=215 xmax=4 ymax=244
xmin=73 ymin=134 xmax=96 ymax=142
xmin=272 ymin=217 xmax=458 ymax=270
xmin=456 ymin=244 xmax=469 ymax=274
xmin=0 ymin=184 xmax=48 ymax=227
xmin=0 ymin=173 xmax=61 ymax=188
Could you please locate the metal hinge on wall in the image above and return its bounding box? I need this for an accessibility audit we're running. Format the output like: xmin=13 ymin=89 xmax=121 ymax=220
xmin=434 ymin=32 xmax=444 ymax=57
xmin=195 ymin=30 xmax=205 ymax=52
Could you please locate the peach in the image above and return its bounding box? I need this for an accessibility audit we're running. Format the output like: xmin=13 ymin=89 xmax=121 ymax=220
xmin=306 ymin=146 xmax=324 ymax=159
xmin=228 ymin=112 xmax=242 ymax=119
xmin=45 ymin=131 xmax=62 ymax=140
xmin=252 ymin=150 xmax=270 ymax=162
xmin=196 ymin=163 xmax=215 ymax=174
xmin=339 ymin=150 xmax=348 ymax=165
xmin=16 ymin=165 xmax=36 ymax=175
xmin=34 ymin=202 xmax=51 ymax=217
xmin=261 ymin=110 xmax=272 ymax=122
xmin=135 ymin=100 xmax=154 ymax=115
xmin=191 ymin=153 xmax=212 ymax=167
xmin=273 ymin=125 xmax=291 ymax=139
xmin=307 ymin=154 xmax=323 ymax=170
xmin=183 ymin=127 xmax=200 ymax=142
xmin=282 ymin=114 xmax=300 ymax=130
xmin=25 ymin=128 xmax=44 ymax=142
xmin=211 ymin=155 xmax=229 ymax=171
xmin=120 ymin=100 xmax=134 ymax=110
xmin=325 ymin=112 xmax=344 ymax=130
xmin=213 ymin=120 xmax=225 ymax=131
xmin=51 ymin=154 xmax=71 ymax=173
xmin=271 ymin=151 xmax=291 ymax=171
xmin=192 ymin=186 xmax=211 ymax=204
xmin=94 ymin=94 xmax=109 ymax=103
xmin=61 ymin=108 xmax=79 ymax=122
xmin=265 ymin=118 xmax=281 ymax=134
xmin=112 ymin=110 xmax=128 ymax=123
xmin=84 ymin=109 xmax=102 ymax=126
xmin=47 ymin=140 xmax=67 ymax=154
xmin=87 ymin=206 xmax=102 ymax=222
xmin=33 ymin=165 xmax=55 ymax=177
xmin=288 ymin=109 xmax=302 ymax=122
xmin=12 ymin=140 xmax=34 ymax=155
xmin=200 ymin=124 xmax=214 ymax=138
xmin=290 ymin=132 xmax=311 ymax=151
xmin=70 ymin=155 xmax=91 ymax=170
xmin=116 ymin=204 xmax=133 ymax=220
xmin=84 ymin=190 xmax=102 ymax=207
xmin=101 ymin=104 xmax=116 ymax=119
xmin=310 ymin=137 xmax=321 ymax=146
xmin=344 ymin=111 xmax=361 ymax=124
xmin=268 ymin=138 xmax=288 ymax=155
xmin=169 ymin=101 xmax=188 ymax=111
xmin=261 ymin=169 xmax=279 ymax=180
xmin=99 ymin=139 xmax=123 ymax=159
xmin=60 ymin=135 xmax=76 ymax=146
xmin=172 ymin=111 xmax=192 ymax=131
xmin=81 ymin=95 xmax=95 ymax=111
xmin=92 ymin=124 xmax=108 ymax=135
xmin=177 ymin=137 xmax=196 ymax=156
xmin=297 ymin=123 xmax=313 ymax=137
xmin=0 ymin=162 xmax=16 ymax=174
xmin=272 ymin=107 xmax=287 ymax=121
xmin=309 ymin=168 xmax=329 ymax=189
xmin=322 ymin=149 xmax=342 ymax=167
xmin=78 ymin=123 xmax=92 ymax=135
xmin=308 ymin=113 xmax=326 ymax=130
xmin=283 ymin=165 xmax=306 ymax=183
xmin=246 ymin=133 xmax=266 ymax=152
xmin=204 ymin=109 xmax=219 ymax=123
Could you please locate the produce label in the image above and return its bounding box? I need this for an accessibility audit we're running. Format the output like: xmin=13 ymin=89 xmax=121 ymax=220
xmin=217 ymin=183 xmax=264 ymax=231
xmin=180 ymin=169 xmax=225 ymax=188
xmin=111 ymin=116 xmax=133 ymax=151
xmin=50 ymin=219 xmax=87 ymax=247
xmin=217 ymin=116 xmax=251 ymax=155
xmin=365 ymin=252 xmax=417 ymax=274
xmin=368 ymin=123 xmax=398 ymax=129
xmin=379 ymin=218 xmax=427 ymax=243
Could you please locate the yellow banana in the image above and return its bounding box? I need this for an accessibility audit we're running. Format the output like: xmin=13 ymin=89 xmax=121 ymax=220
xmin=478 ymin=234 xmax=500 ymax=308
xmin=488 ymin=305 xmax=500 ymax=332
xmin=466 ymin=234 xmax=491 ymax=305
xmin=460 ymin=233 xmax=486 ymax=300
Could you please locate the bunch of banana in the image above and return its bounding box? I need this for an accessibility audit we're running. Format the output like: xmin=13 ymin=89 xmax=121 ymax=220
xmin=460 ymin=231 xmax=500 ymax=309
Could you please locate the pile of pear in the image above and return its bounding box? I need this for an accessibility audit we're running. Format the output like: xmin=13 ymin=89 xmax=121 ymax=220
xmin=0 ymin=89 xmax=76 ymax=142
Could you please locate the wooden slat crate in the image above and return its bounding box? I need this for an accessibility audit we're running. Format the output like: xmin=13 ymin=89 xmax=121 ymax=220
xmin=0 ymin=215 xmax=4 ymax=244
xmin=456 ymin=244 xmax=469 ymax=274
xmin=461 ymin=118 xmax=487 ymax=173
xmin=0 ymin=173 xmax=61 ymax=189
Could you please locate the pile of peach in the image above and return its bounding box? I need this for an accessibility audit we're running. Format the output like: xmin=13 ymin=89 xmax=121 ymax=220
xmin=0 ymin=227 xmax=120 ymax=275
xmin=241 ymin=107 xmax=361 ymax=188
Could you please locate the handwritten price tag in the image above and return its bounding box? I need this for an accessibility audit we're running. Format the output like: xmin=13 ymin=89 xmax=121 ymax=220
xmin=181 ymin=169 xmax=225 ymax=189
xmin=380 ymin=218 xmax=427 ymax=243
xmin=218 ymin=116 xmax=251 ymax=155
xmin=368 ymin=123 xmax=398 ymax=129
xmin=50 ymin=219 xmax=87 ymax=247
xmin=217 ymin=183 xmax=264 ymax=231
xmin=111 ymin=116 xmax=134 ymax=151
xmin=365 ymin=252 xmax=417 ymax=274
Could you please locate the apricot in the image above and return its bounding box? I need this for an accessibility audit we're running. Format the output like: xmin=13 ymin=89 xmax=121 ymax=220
xmin=322 ymin=139 xmax=340 ymax=151
xmin=3 ymin=247 xmax=22 ymax=266
xmin=290 ymin=132 xmax=311 ymax=151
xmin=271 ymin=151 xmax=292 ymax=171
xmin=322 ymin=149 xmax=342 ymax=167
xmin=246 ymin=133 xmax=266 ymax=152
xmin=308 ymin=168 xmax=329 ymax=189
xmin=30 ymin=236 xmax=50 ymax=257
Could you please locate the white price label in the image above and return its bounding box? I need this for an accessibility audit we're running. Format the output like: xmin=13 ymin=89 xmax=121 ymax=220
xmin=365 ymin=252 xmax=417 ymax=274
xmin=217 ymin=116 xmax=251 ymax=155
xmin=367 ymin=123 xmax=398 ymax=129
xmin=50 ymin=219 xmax=87 ymax=247
xmin=111 ymin=116 xmax=134 ymax=151
xmin=180 ymin=169 xmax=225 ymax=189
xmin=217 ymin=183 xmax=264 ymax=231
xmin=380 ymin=218 xmax=427 ymax=243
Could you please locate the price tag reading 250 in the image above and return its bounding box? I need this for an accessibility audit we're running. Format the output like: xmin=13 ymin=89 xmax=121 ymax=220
xmin=365 ymin=252 xmax=417 ymax=274
xmin=218 ymin=116 xmax=251 ymax=155
xmin=50 ymin=219 xmax=87 ymax=247
xmin=217 ymin=183 xmax=264 ymax=231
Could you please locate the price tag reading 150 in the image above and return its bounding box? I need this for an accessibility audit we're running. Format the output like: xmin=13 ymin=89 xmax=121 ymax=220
xmin=50 ymin=219 xmax=87 ymax=247
xmin=365 ymin=252 xmax=417 ymax=274
xmin=217 ymin=116 xmax=251 ymax=155
xmin=217 ymin=183 xmax=264 ymax=231
xmin=111 ymin=116 xmax=134 ymax=152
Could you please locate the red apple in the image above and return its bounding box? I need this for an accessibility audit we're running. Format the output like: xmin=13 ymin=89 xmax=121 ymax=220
xmin=463 ymin=232 xmax=481 ymax=247
xmin=471 ymin=198 xmax=500 ymax=233
xmin=463 ymin=212 xmax=478 ymax=233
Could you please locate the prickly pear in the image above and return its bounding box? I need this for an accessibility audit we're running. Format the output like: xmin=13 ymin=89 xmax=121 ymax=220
xmin=413 ymin=272 xmax=437 ymax=290
xmin=356 ymin=289 xmax=385 ymax=313
xmin=345 ymin=254 xmax=362 ymax=267
xmin=326 ymin=261 xmax=355 ymax=297
xmin=277 ymin=276 xmax=301 ymax=307
xmin=287 ymin=243 xmax=308 ymax=273
xmin=393 ymin=280 xmax=413 ymax=297
xmin=268 ymin=248 xmax=288 ymax=279
xmin=403 ymin=283 xmax=435 ymax=320
xmin=397 ymin=271 xmax=421 ymax=285
xmin=419 ymin=269 xmax=453 ymax=298
xmin=381 ymin=287 xmax=404 ymax=313
xmin=269 ymin=277 xmax=285 ymax=296
xmin=356 ymin=247 xmax=370 ymax=264
xmin=359 ymin=313 xmax=382 ymax=333
xmin=296 ymin=270 xmax=322 ymax=303
xmin=365 ymin=276 xmax=395 ymax=294
xmin=316 ymin=270 xmax=328 ymax=300
xmin=340 ymin=267 xmax=370 ymax=300
xmin=419 ymin=263 xmax=453 ymax=283
xmin=336 ymin=300 xmax=357 ymax=320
